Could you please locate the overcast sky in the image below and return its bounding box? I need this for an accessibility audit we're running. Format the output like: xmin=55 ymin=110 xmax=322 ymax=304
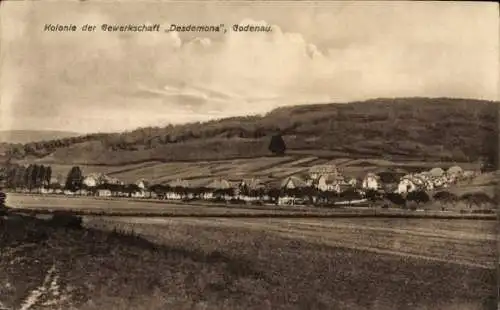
xmin=0 ymin=1 xmax=498 ymax=133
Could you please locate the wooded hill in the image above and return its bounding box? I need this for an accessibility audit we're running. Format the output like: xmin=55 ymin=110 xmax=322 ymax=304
xmin=2 ymin=97 xmax=498 ymax=166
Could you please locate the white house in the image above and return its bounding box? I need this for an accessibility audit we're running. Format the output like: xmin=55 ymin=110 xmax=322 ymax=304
xmin=432 ymin=177 xmax=446 ymax=188
xmin=315 ymin=174 xmax=347 ymax=192
xmin=97 ymin=189 xmax=112 ymax=197
xmin=131 ymin=191 xmax=146 ymax=198
xmin=165 ymin=192 xmax=183 ymax=200
xmin=447 ymin=165 xmax=463 ymax=177
xmin=40 ymin=187 xmax=54 ymax=195
xmin=348 ymin=177 xmax=360 ymax=188
xmin=135 ymin=179 xmax=150 ymax=190
xmin=397 ymin=177 xmax=417 ymax=194
xmin=362 ymin=173 xmax=380 ymax=190
xmin=316 ymin=175 xmax=334 ymax=192
xmin=82 ymin=174 xmax=100 ymax=188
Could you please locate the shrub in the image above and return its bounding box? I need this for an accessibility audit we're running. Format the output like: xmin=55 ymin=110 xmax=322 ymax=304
xmin=49 ymin=211 xmax=83 ymax=229
xmin=229 ymin=199 xmax=246 ymax=204
xmin=433 ymin=191 xmax=457 ymax=202
xmin=408 ymin=203 xmax=418 ymax=211
xmin=459 ymin=192 xmax=494 ymax=208
xmin=384 ymin=192 xmax=406 ymax=207
xmin=407 ymin=191 xmax=430 ymax=204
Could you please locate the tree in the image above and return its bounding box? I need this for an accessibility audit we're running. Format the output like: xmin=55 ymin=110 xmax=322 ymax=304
xmin=5 ymin=165 xmax=19 ymax=189
xmin=384 ymin=192 xmax=406 ymax=207
xmin=14 ymin=166 xmax=26 ymax=189
xmin=65 ymin=166 xmax=83 ymax=191
xmin=364 ymin=189 xmax=380 ymax=203
xmin=24 ymin=164 xmax=35 ymax=191
xmin=406 ymin=190 xmax=430 ymax=205
xmin=36 ymin=165 xmax=46 ymax=188
xmin=45 ymin=166 xmax=52 ymax=187
xmin=125 ymin=184 xmax=141 ymax=197
xmin=268 ymin=134 xmax=286 ymax=156
xmin=266 ymin=187 xmax=281 ymax=203
xmin=433 ymin=191 xmax=458 ymax=207
xmin=339 ymin=188 xmax=363 ymax=203
xmin=31 ymin=164 xmax=41 ymax=190
xmin=460 ymin=192 xmax=493 ymax=208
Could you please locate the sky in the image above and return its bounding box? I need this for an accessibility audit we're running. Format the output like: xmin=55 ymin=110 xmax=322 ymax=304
xmin=0 ymin=1 xmax=498 ymax=133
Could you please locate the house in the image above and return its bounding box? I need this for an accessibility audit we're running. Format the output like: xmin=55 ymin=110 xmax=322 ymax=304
xmin=206 ymin=178 xmax=237 ymax=200
xmin=382 ymin=183 xmax=398 ymax=194
xmin=50 ymin=176 xmax=65 ymax=187
xmin=396 ymin=177 xmax=418 ymax=194
xmin=238 ymin=178 xmax=266 ymax=201
xmin=429 ymin=167 xmax=445 ymax=178
xmin=308 ymin=165 xmax=341 ymax=180
xmin=135 ymin=179 xmax=150 ymax=190
xmin=82 ymin=173 xmax=101 ymax=188
xmin=40 ymin=187 xmax=54 ymax=195
xmin=347 ymin=177 xmax=361 ymax=188
xmin=281 ymin=176 xmax=308 ymax=190
xmin=102 ymin=175 xmax=124 ymax=185
xmin=97 ymin=189 xmax=112 ymax=197
xmin=77 ymin=188 xmax=90 ymax=196
xmin=315 ymin=174 xmax=347 ymax=192
xmin=131 ymin=191 xmax=146 ymax=198
xmin=239 ymin=178 xmax=265 ymax=191
xmin=362 ymin=173 xmax=380 ymax=190
xmin=432 ymin=176 xmax=448 ymax=188
xmin=165 ymin=179 xmax=190 ymax=200
xmin=206 ymin=178 xmax=233 ymax=190
xmin=447 ymin=165 xmax=463 ymax=176
xmin=168 ymin=179 xmax=190 ymax=188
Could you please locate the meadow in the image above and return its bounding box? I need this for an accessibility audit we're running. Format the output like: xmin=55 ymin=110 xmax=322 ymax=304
xmin=4 ymin=193 xmax=496 ymax=219
xmin=0 ymin=213 xmax=496 ymax=310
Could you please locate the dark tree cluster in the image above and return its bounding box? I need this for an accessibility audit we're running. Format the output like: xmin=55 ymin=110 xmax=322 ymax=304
xmin=268 ymin=134 xmax=287 ymax=156
xmin=1 ymin=164 xmax=52 ymax=191
xmin=64 ymin=166 xmax=83 ymax=191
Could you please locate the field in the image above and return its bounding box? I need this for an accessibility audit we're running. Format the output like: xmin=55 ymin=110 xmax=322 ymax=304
xmin=38 ymin=156 xmax=481 ymax=185
xmin=447 ymin=170 xmax=499 ymax=198
xmin=4 ymin=194 xmax=496 ymax=219
xmin=0 ymin=211 xmax=496 ymax=310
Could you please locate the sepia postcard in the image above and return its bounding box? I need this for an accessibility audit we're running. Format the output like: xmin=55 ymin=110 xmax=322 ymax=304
xmin=0 ymin=1 xmax=499 ymax=309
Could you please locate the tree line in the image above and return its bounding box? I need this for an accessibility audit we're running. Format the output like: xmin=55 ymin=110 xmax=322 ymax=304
xmin=2 ymin=164 xmax=52 ymax=190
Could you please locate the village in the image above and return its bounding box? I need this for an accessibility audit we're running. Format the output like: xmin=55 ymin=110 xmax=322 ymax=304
xmin=4 ymin=163 xmax=481 ymax=208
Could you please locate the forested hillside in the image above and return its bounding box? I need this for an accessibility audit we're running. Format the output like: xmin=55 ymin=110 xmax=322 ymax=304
xmin=2 ymin=97 xmax=498 ymax=166
xmin=0 ymin=130 xmax=80 ymax=144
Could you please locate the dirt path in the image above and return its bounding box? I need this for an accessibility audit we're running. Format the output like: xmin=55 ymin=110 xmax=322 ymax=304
xmin=16 ymin=264 xmax=68 ymax=310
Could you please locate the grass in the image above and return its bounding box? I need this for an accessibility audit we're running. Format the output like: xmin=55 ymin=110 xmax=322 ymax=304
xmin=0 ymin=214 xmax=496 ymax=310
xmin=5 ymin=193 xmax=497 ymax=219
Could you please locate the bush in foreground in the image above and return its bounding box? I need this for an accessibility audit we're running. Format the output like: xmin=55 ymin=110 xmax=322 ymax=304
xmin=49 ymin=211 xmax=83 ymax=229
